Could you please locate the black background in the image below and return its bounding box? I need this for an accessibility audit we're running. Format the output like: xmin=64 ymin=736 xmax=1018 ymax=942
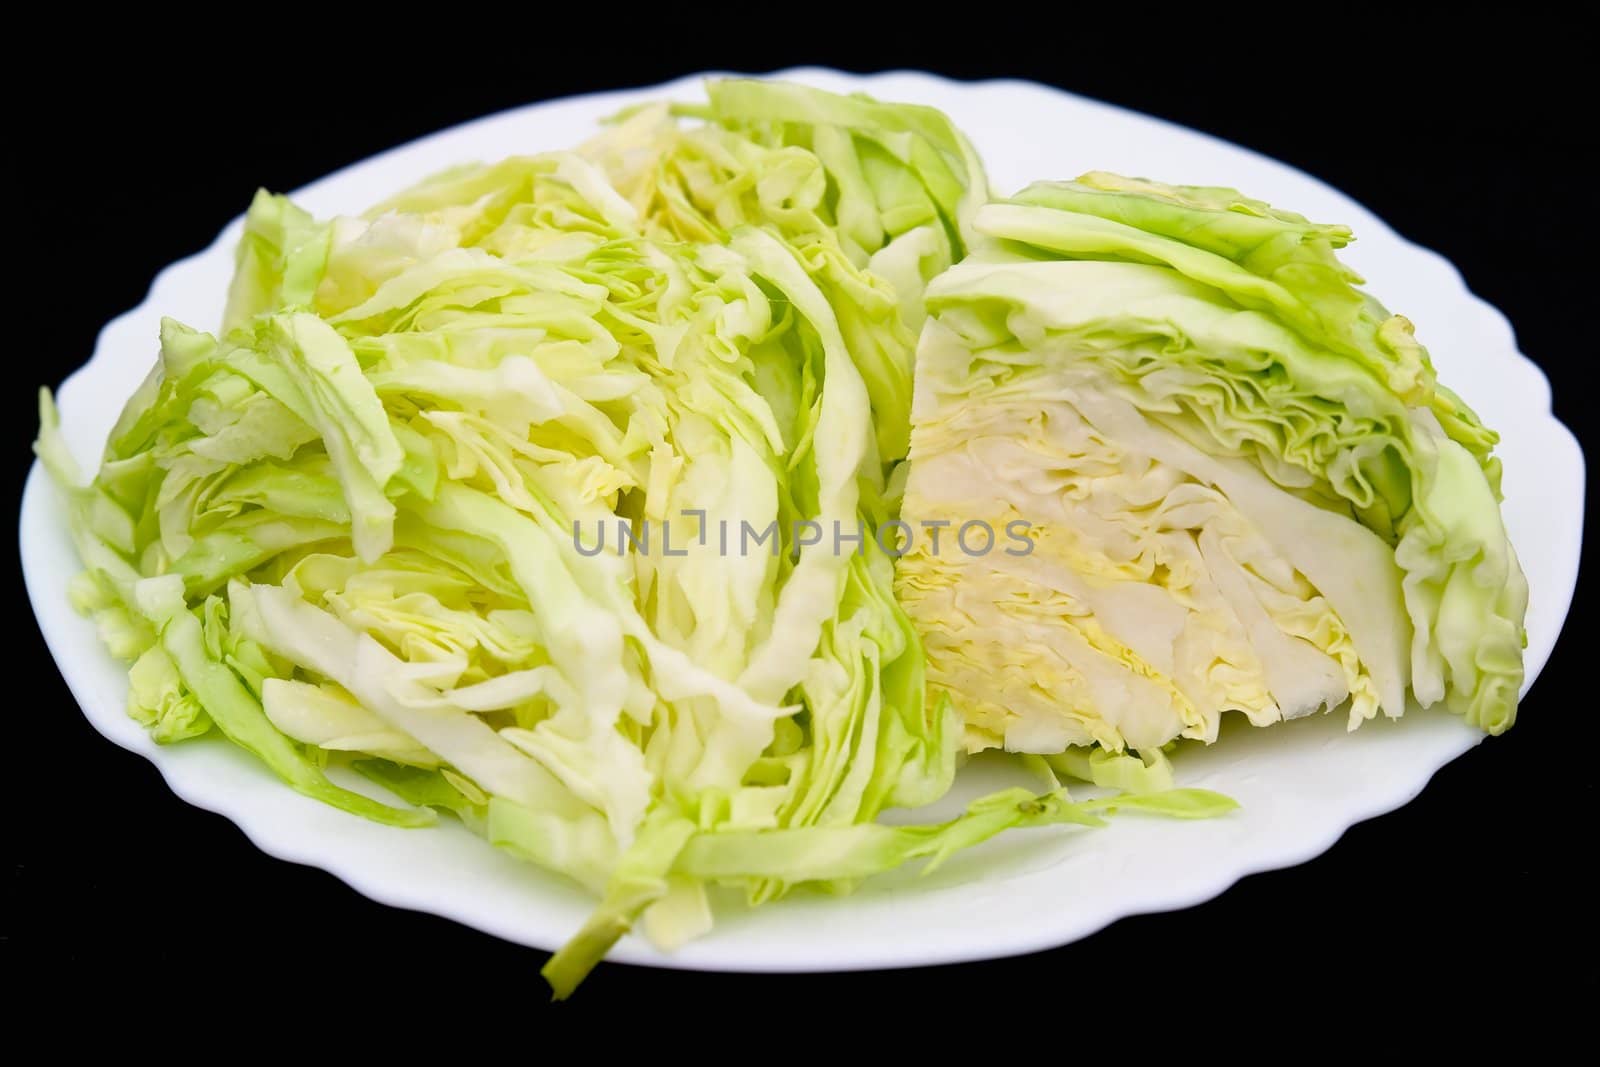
xmin=9 ymin=24 xmax=1593 ymax=1019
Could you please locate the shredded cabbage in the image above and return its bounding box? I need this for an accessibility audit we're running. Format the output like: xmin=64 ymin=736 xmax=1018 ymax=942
xmin=36 ymin=82 xmax=1234 ymax=997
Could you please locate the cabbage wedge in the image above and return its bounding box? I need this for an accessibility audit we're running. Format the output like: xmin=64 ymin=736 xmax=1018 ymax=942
xmin=898 ymin=173 xmax=1526 ymax=757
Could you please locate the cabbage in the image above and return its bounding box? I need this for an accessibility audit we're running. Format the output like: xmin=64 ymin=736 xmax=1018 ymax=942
xmin=36 ymin=83 xmax=1232 ymax=997
xmin=898 ymin=172 xmax=1526 ymax=760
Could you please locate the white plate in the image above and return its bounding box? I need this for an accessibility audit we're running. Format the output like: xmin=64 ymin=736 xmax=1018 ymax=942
xmin=20 ymin=67 xmax=1584 ymax=973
